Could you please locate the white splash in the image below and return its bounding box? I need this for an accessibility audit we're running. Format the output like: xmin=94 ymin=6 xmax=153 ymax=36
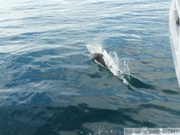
xmin=86 ymin=44 xmax=130 ymax=85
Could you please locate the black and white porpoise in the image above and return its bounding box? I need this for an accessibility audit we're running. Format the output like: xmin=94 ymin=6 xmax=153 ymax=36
xmin=92 ymin=53 xmax=107 ymax=68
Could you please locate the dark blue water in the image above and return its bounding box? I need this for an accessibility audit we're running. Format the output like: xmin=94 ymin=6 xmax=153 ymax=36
xmin=0 ymin=0 xmax=180 ymax=134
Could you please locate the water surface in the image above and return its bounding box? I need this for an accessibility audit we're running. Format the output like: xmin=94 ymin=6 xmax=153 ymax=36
xmin=0 ymin=0 xmax=180 ymax=135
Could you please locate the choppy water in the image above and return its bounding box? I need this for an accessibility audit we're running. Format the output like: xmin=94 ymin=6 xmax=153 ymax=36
xmin=0 ymin=0 xmax=180 ymax=134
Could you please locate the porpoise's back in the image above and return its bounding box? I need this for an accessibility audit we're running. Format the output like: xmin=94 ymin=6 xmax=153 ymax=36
xmin=92 ymin=53 xmax=107 ymax=68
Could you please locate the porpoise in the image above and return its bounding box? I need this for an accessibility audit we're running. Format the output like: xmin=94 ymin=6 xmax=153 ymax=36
xmin=92 ymin=53 xmax=107 ymax=68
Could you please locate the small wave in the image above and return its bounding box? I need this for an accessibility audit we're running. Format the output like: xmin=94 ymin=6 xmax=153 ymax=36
xmin=86 ymin=44 xmax=130 ymax=85
xmin=124 ymin=74 xmax=155 ymax=91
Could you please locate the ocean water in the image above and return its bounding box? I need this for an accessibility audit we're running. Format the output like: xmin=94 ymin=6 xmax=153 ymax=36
xmin=0 ymin=0 xmax=180 ymax=135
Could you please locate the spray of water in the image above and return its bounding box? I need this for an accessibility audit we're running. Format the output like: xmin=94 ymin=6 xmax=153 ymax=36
xmin=86 ymin=44 xmax=130 ymax=85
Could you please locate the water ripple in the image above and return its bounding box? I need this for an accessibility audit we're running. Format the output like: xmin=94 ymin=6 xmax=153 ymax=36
xmin=0 ymin=0 xmax=180 ymax=134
